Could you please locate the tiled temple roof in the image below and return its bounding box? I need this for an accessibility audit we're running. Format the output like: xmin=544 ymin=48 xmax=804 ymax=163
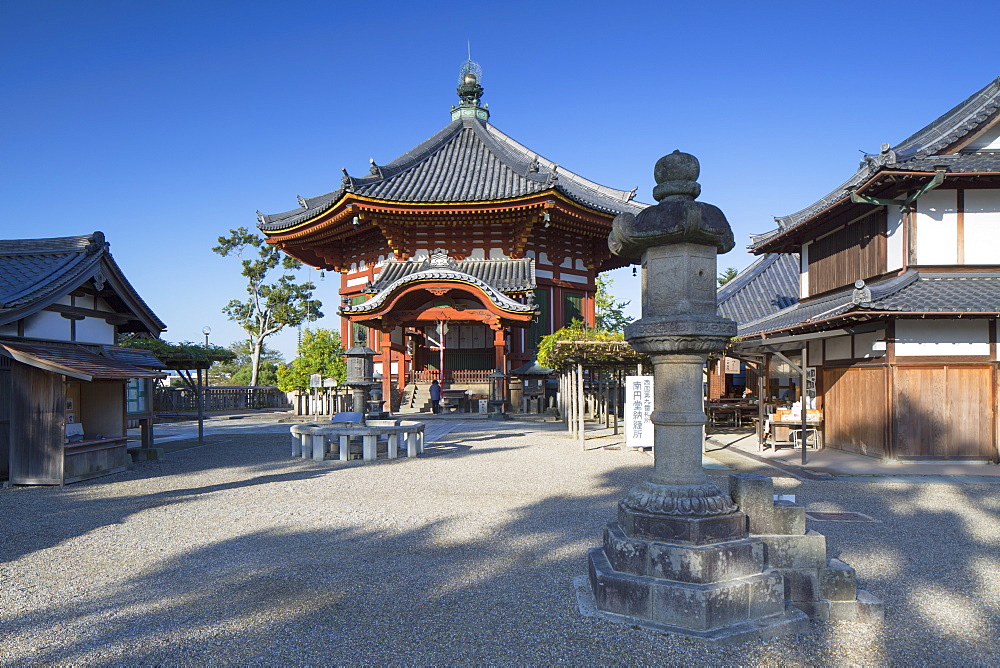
xmin=258 ymin=118 xmax=646 ymax=232
xmin=369 ymin=255 xmax=534 ymax=294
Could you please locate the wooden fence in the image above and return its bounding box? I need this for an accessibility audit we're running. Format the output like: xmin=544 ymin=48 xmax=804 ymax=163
xmin=154 ymin=386 xmax=291 ymax=413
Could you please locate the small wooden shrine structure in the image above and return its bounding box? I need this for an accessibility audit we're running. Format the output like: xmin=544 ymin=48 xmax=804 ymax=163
xmin=257 ymin=61 xmax=646 ymax=407
xmin=0 ymin=232 xmax=166 ymax=484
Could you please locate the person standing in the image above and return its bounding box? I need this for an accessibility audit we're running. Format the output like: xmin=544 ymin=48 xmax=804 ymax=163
xmin=429 ymin=379 xmax=442 ymax=414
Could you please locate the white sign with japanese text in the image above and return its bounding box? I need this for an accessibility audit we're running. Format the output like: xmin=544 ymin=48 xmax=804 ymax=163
xmin=625 ymin=375 xmax=654 ymax=449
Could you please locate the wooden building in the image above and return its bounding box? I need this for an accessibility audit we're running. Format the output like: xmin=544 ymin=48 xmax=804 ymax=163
xmin=0 ymin=232 xmax=166 ymax=484
xmin=729 ymin=76 xmax=1000 ymax=461
xmin=257 ymin=61 xmax=645 ymax=407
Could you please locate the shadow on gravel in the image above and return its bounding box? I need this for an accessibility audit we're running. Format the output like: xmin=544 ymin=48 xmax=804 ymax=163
xmin=4 ymin=423 xmax=1000 ymax=664
xmin=0 ymin=466 xmax=333 ymax=564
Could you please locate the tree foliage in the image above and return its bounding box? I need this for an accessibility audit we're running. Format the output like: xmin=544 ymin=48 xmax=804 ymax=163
xmin=276 ymin=328 xmax=347 ymax=392
xmin=213 ymin=227 xmax=322 ymax=385
xmin=210 ymin=341 xmax=284 ymax=386
xmin=536 ymin=320 xmax=647 ymax=369
xmin=120 ymin=338 xmax=235 ymax=392
xmin=717 ymin=267 xmax=739 ymax=286
xmin=120 ymin=337 xmax=233 ymax=363
xmin=595 ymin=274 xmax=634 ymax=333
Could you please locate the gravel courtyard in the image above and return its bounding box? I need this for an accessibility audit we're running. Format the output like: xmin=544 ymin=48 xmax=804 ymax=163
xmin=2 ymin=419 xmax=999 ymax=665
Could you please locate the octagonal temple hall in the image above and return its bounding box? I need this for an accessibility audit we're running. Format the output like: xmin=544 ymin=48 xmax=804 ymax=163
xmin=257 ymin=61 xmax=645 ymax=406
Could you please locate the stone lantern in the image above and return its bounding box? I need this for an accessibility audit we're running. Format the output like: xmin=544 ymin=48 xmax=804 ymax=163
xmin=345 ymin=335 xmax=376 ymax=417
xmin=587 ymin=151 xmax=808 ymax=641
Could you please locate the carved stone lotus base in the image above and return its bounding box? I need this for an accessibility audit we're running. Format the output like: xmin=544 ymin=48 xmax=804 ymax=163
xmin=618 ymin=481 xmax=745 ymax=544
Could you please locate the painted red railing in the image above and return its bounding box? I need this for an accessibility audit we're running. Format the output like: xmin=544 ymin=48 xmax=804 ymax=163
xmin=408 ymin=370 xmax=492 ymax=384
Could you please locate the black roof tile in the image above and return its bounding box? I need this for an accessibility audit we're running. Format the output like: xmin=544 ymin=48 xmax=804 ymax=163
xmin=259 ymin=119 xmax=646 ymax=232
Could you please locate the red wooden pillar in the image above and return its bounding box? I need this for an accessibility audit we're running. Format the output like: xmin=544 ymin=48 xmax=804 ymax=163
xmin=492 ymin=325 xmax=506 ymax=372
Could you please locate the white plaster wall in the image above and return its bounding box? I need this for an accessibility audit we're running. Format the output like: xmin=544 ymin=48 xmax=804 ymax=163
xmin=489 ymin=248 xmax=508 ymax=260
xmin=854 ymin=330 xmax=886 ymax=359
xmin=535 ymin=269 xmax=553 ymax=279
xmin=966 ymin=123 xmax=1000 ymax=151
xmin=390 ymin=327 xmax=403 ymax=345
xmin=825 ymin=336 xmax=852 ymax=360
xmin=469 ymin=249 xmax=485 ymax=260
xmin=562 ymin=272 xmax=589 ymax=284
xmin=346 ymin=276 xmax=369 ymax=287
xmin=23 ymin=311 xmax=70 ymax=340
xmin=75 ymin=316 xmax=115 ymax=344
xmin=0 ymin=323 xmax=17 ymax=336
xmin=575 ymin=259 xmax=585 ymax=270
xmin=390 ymin=362 xmax=399 ymax=374
xmin=963 ymin=189 xmax=1000 ymax=264
xmin=885 ymin=204 xmax=904 ymax=272
xmin=915 ymin=190 xmax=958 ymax=264
xmin=800 ymin=242 xmax=810 ymax=299
xmin=560 ymin=257 xmax=573 ymax=269
xmin=55 ymin=295 xmax=72 ymax=306
xmin=895 ymin=319 xmax=990 ymax=356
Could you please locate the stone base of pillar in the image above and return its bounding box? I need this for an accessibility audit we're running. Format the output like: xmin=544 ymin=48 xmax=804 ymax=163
xmin=587 ymin=521 xmax=808 ymax=642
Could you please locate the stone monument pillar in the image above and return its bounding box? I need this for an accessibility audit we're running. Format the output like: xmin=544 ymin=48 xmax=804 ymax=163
xmin=587 ymin=151 xmax=808 ymax=641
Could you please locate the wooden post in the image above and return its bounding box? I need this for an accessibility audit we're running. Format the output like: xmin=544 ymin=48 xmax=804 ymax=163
xmin=197 ymin=367 xmax=204 ymax=444
xmin=800 ymin=346 xmax=808 ymax=465
xmin=578 ymin=363 xmax=585 ymax=450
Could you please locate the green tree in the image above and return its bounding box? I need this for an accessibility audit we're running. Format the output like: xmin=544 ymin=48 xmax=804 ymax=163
xmin=595 ymin=274 xmax=633 ymax=333
xmin=717 ymin=267 xmax=739 ymax=286
xmin=213 ymin=227 xmax=322 ymax=386
xmin=276 ymin=328 xmax=347 ymax=392
xmin=210 ymin=341 xmax=284 ymax=386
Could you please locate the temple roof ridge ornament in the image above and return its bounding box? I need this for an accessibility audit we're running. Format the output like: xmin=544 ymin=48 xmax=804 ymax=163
xmin=451 ymin=58 xmax=489 ymax=122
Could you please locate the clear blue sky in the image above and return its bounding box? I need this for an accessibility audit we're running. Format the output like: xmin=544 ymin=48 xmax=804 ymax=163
xmin=3 ymin=0 xmax=999 ymax=361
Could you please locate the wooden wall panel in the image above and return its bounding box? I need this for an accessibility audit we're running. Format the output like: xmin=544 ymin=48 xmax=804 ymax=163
xmin=809 ymin=210 xmax=887 ymax=296
xmin=946 ymin=366 xmax=994 ymax=459
xmin=823 ymin=366 xmax=888 ymax=457
xmin=893 ymin=366 xmax=945 ymax=458
xmin=893 ymin=365 xmax=995 ymax=459
xmin=9 ymin=363 xmax=64 ymax=485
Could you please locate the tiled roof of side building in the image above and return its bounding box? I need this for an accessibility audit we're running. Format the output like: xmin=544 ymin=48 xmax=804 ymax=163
xmin=258 ymin=118 xmax=647 ymax=232
xmin=737 ymin=271 xmax=1000 ymax=337
xmin=717 ymin=253 xmax=800 ymax=325
xmin=0 ymin=232 xmax=166 ymax=333
xmin=750 ymin=76 xmax=1000 ymax=250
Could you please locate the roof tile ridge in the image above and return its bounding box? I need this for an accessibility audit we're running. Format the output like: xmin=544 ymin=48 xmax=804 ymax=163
xmin=481 ymin=122 xmax=641 ymax=204
xmin=379 ymin=119 xmax=466 ymax=174
xmin=0 ymin=234 xmax=93 ymax=255
xmin=894 ymin=76 xmax=1000 ymax=156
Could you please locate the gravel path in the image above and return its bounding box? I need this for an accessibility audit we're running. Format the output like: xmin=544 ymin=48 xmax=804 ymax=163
xmin=2 ymin=420 xmax=999 ymax=665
